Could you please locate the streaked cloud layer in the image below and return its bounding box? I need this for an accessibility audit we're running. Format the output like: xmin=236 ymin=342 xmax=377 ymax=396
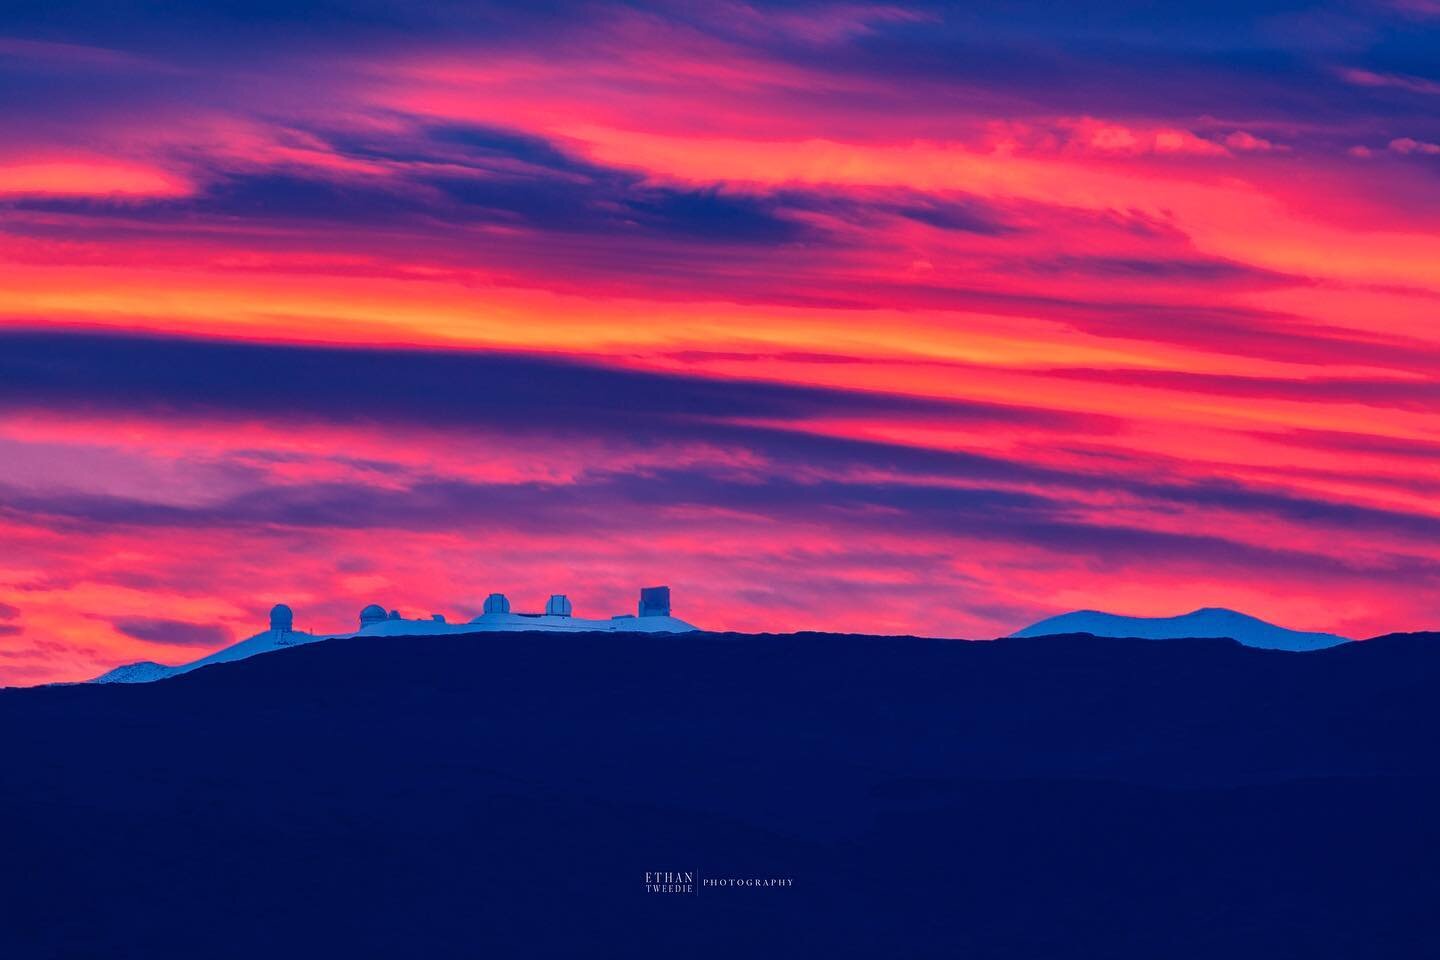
xmin=3 ymin=0 xmax=1439 ymax=681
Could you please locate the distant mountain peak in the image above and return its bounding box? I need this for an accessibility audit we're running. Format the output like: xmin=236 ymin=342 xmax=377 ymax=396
xmin=92 ymin=660 xmax=175 ymax=684
xmin=1183 ymin=607 xmax=1256 ymax=619
xmin=1011 ymin=607 xmax=1350 ymax=651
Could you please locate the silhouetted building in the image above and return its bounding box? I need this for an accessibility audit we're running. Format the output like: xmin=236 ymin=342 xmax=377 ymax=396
xmin=359 ymin=604 xmax=387 ymax=629
xmin=269 ymin=603 xmax=294 ymax=633
xmin=638 ymin=586 xmax=671 ymax=618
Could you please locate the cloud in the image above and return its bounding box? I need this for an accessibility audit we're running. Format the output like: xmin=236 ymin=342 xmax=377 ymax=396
xmin=0 ymin=330 xmax=1097 ymax=432
xmin=0 ymin=36 xmax=161 ymax=69
xmin=1338 ymin=67 xmax=1440 ymax=96
xmin=3 ymin=386 xmax=1437 ymax=568
xmin=1389 ymin=137 xmax=1440 ymax=154
xmin=0 ymin=602 xmax=17 ymax=619
xmin=0 ymin=160 xmax=190 ymax=198
xmin=1383 ymin=1 xmax=1440 ymax=20
xmin=1223 ymin=131 xmax=1279 ymax=152
xmin=7 ymin=459 xmax=1437 ymax=593
xmin=6 ymin=0 xmax=1440 ymax=681
xmin=1021 ymin=255 xmax=1286 ymax=283
xmin=12 ymin=118 xmax=1031 ymax=252
xmin=1257 ymin=428 xmax=1440 ymax=460
xmin=1049 ymin=366 xmax=1440 ymax=412
xmin=109 ymin=617 xmax=230 ymax=647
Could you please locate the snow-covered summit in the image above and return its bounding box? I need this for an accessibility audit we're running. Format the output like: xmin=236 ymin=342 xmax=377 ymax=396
xmin=93 ymin=603 xmax=330 ymax=683
xmin=93 ymin=586 xmax=697 ymax=683
xmin=1011 ymin=606 xmax=1350 ymax=651
xmin=91 ymin=660 xmax=175 ymax=684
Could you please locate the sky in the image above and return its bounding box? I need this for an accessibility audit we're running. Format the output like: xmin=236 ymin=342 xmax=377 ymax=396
xmin=3 ymin=0 xmax=1440 ymax=683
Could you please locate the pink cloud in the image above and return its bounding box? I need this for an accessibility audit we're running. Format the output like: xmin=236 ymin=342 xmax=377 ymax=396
xmin=0 ymin=159 xmax=192 ymax=198
xmin=1339 ymin=67 xmax=1440 ymax=96
xmin=1057 ymin=118 xmax=1230 ymax=157
xmin=1223 ymin=131 xmax=1280 ymax=152
xmin=1389 ymin=137 xmax=1440 ymax=155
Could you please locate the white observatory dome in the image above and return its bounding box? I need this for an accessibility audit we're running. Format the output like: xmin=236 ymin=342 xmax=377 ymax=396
xmin=483 ymin=593 xmax=511 ymax=615
xmin=269 ymin=603 xmax=294 ymax=632
xmin=358 ymin=603 xmax=387 ymax=628
xmin=545 ymin=594 xmax=573 ymax=617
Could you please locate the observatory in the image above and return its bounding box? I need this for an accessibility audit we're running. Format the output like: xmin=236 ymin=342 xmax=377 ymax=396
xmin=638 ymin=586 xmax=670 ymax=618
xmin=337 ymin=586 xmax=696 ymax=636
xmin=269 ymin=603 xmax=294 ymax=633
xmin=359 ymin=604 xmax=388 ymax=629
xmin=95 ymin=586 xmax=699 ymax=684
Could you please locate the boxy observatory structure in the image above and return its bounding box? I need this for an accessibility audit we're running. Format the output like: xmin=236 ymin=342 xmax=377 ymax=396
xmin=93 ymin=586 xmax=698 ymax=684
xmin=350 ymin=585 xmax=693 ymax=635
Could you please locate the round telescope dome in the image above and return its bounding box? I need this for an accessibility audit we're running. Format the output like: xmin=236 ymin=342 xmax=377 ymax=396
xmin=269 ymin=603 xmax=294 ymax=632
xmin=482 ymin=593 xmax=511 ymax=615
xmin=358 ymin=603 xmax=387 ymax=628
xmin=545 ymin=594 xmax=573 ymax=617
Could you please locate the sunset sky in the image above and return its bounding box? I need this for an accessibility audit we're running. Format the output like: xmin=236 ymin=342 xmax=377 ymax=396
xmin=3 ymin=0 xmax=1440 ymax=682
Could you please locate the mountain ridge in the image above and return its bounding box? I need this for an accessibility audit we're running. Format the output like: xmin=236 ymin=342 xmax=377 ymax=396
xmin=4 ymin=629 xmax=1440 ymax=958
xmin=1012 ymin=606 xmax=1351 ymax=651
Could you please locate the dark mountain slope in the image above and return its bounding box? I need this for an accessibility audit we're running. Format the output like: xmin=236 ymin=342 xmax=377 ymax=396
xmin=3 ymin=630 xmax=1439 ymax=958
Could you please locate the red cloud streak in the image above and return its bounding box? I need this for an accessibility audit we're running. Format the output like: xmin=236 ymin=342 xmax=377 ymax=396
xmin=2 ymin=2 xmax=1439 ymax=682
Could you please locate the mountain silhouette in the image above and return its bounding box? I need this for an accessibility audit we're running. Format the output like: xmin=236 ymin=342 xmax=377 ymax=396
xmin=1013 ymin=606 xmax=1350 ymax=650
xmin=4 ymin=629 xmax=1439 ymax=958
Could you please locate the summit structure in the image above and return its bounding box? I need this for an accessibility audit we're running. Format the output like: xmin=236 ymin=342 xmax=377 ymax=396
xmin=349 ymin=586 xmax=694 ymax=636
xmin=93 ymin=586 xmax=697 ymax=684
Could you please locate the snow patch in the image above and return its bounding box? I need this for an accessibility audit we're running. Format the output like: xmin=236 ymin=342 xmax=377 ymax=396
xmin=1011 ymin=607 xmax=1350 ymax=651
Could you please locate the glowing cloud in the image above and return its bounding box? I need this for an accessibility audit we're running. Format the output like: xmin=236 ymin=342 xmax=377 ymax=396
xmin=2 ymin=0 xmax=1440 ymax=682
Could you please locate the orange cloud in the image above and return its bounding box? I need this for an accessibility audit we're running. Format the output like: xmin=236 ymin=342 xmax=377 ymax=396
xmin=0 ymin=159 xmax=191 ymax=198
